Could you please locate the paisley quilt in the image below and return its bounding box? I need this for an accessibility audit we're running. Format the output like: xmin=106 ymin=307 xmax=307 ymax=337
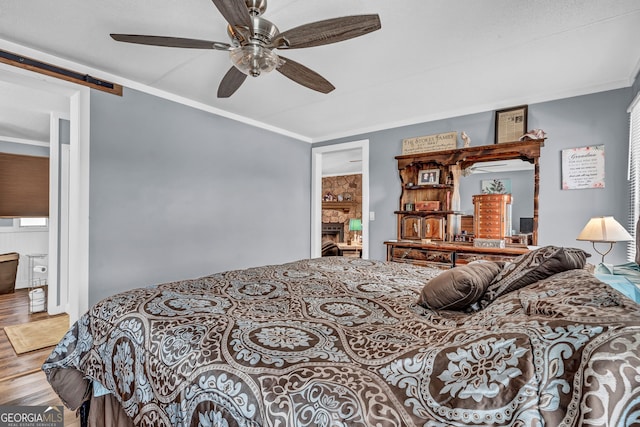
xmin=43 ymin=257 xmax=640 ymax=426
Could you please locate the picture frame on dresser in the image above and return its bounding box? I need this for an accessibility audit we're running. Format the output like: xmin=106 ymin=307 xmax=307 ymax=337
xmin=495 ymin=105 xmax=528 ymax=144
xmin=418 ymin=169 xmax=440 ymax=185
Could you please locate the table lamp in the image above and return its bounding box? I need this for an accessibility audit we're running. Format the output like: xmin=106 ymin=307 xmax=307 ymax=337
xmin=349 ymin=218 xmax=362 ymax=244
xmin=576 ymin=216 xmax=633 ymax=263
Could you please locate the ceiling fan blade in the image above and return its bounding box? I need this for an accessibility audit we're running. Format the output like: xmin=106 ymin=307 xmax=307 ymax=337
xmin=217 ymin=66 xmax=247 ymax=98
xmin=110 ymin=34 xmax=230 ymax=50
xmin=211 ymin=0 xmax=252 ymax=29
xmin=274 ymin=15 xmax=381 ymax=49
xmin=277 ymin=56 xmax=335 ymax=94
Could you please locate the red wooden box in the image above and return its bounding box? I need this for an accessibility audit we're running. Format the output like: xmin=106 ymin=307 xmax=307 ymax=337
xmin=415 ymin=201 xmax=440 ymax=211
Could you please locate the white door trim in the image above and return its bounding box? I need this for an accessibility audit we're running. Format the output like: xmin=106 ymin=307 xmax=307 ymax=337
xmin=66 ymin=88 xmax=90 ymax=323
xmin=47 ymin=113 xmax=66 ymax=315
xmin=40 ymin=88 xmax=90 ymax=322
xmin=311 ymin=140 xmax=370 ymax=259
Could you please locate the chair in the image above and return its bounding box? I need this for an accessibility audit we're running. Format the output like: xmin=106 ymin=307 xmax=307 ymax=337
xmin=321 ymin=241 xmax=341 ymax=257
xmin=0 ymin=252 xmax=19 ymax=294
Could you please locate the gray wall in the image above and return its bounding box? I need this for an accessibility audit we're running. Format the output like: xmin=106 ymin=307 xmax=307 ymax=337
xmin=532 ymin=89 xmax=632 ymax=263
xmin=89 ymin=88 xmax=311 ymax=304
xmin=316 ymin=88 xmax=634 ymax=265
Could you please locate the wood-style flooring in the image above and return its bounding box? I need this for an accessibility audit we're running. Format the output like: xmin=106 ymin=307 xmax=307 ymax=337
xmin=0 ymin=288 xmax=80 ymax=426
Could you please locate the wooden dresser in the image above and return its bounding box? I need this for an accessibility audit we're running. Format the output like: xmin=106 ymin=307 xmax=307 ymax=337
xmin=385 ymin=240 xmax=528 ymax=269
xmin=384 ymin=140 xmax=545 ymax=268
xmin=473 ymin=194 xmax=512 ymax=239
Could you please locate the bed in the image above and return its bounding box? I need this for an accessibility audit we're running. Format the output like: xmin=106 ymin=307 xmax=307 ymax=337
xmin=43 ymin=246 xmax=640 ymax=426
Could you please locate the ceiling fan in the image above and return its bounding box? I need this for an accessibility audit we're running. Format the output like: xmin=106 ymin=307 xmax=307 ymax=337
xmin=463 ymin=160 xmax=535 ymax=176
xmin=110 ymin=0 xmax=381 ymax=98
xmin=465 ymin=163 xmax=509 ymax=174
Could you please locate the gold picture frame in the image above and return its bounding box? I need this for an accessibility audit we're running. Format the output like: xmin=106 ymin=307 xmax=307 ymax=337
xmin=495 ymin=105 xmax=528 ymax=144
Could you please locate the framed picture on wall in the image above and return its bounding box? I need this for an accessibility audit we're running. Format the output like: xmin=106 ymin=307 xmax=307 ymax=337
xmin=418 ymin=169 xmax=440 ymax=185
xmin=495 ymin=105 xmax=528 ymax=144
xmin=561 ymin=145 xmax=605 ymax=189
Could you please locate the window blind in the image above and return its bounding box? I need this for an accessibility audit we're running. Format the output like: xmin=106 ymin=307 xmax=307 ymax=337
xmin=628 ymin=94 xmax=640 ymax=261
xmin=0 ymin=152 xmax=49 ymax=217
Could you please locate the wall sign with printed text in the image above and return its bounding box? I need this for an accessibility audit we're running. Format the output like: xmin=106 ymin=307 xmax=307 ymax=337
xmin=402 ymin=131 xmax=457 ymax=154
xmin=561 ymin=145 xmax=605 ymax=190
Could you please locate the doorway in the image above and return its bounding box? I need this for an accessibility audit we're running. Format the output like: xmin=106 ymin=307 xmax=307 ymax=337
xmin=311 ymin=140 xmax=370 ymax=259
xmin=0 ymin=62 xmax=89 ymax=322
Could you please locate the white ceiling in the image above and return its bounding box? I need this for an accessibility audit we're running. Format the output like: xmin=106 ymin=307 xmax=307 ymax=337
xmin=0 ymin=66 xmax=73 ymax=142
xmin=322 ymin=148 xmax=362 ymax=177
xmin=0 ymin=0 xmax=639 ymax=143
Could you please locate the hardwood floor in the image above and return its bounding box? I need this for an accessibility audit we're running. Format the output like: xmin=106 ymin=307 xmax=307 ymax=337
xmin=0 ymin=288 xmax=80 ymax=426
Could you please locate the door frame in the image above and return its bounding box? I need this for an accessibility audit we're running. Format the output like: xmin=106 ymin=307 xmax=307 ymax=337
xmin=311 ymin=140 xmax=370 ymax=259
xmin=47 ymin=86 xmax=90 ymax=323
xmin=47 ymin=112 xmax=68 ymax=316
xmin=0 ymin=58 xmax=89 ymax=323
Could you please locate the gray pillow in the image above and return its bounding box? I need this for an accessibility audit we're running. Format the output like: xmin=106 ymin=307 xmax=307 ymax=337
xmin=418 ymin=262 xmax=503 ymax=310
xmin=478 ymin=246 xmax=588 ymax=308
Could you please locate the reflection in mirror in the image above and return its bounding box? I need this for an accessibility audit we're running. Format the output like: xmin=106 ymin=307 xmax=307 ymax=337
xmin=458 ymin=159 xmax=535 ymax=236
xmin=464 ymin=159 xmax=534 ymax=174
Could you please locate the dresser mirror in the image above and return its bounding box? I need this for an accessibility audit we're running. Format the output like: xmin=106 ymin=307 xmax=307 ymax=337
xmin=458 ymin=159 xmax=535 ymax=236
xmin=393 ymin=140 xmax=543 ymax=246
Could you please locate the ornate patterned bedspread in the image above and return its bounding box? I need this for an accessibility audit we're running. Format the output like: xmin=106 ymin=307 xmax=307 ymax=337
xmin=43 ymin=257 xmax=640 ymax=426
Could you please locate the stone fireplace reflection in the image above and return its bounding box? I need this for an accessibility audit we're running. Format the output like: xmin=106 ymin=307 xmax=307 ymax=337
xmin=322 ymin=222 xmax=344 ymax=243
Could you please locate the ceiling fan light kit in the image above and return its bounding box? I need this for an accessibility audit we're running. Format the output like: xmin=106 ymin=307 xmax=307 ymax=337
xmin=230 ymin=45 xmax=280 ymax=77
xmin=110 ymin=0 xmax=380 ymax=97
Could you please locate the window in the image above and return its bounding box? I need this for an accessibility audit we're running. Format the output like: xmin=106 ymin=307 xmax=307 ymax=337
xmin=19 ymin=218 xmax=48 ymax=228
xmin=0 ymin=152 xmax=49 ymax=217
xmin=628 ymin=93 xmax=640 ymax=261
xmin=0 ymin=218 xmax=48 ymax=232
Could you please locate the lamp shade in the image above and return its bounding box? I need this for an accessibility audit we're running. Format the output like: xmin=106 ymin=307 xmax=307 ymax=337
xmin=349 ymin=218 xmax=362 ymax=232
xmin=576 ymin=216 xmax=632 ymax=242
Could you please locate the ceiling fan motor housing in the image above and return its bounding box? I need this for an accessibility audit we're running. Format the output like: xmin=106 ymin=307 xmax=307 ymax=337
xmin=227 ymin=16 xmax=279 ymax=46
xmin=250 ymin=17 xmax=279 ymax=45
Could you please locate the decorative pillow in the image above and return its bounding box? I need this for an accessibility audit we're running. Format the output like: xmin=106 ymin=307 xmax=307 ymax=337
xmin=520 ymin=286 xmax=621 ymax=318
xmin=418 ymin=261 xmax=503 ymax=310
xmin=478 ymin=245 xmax=588 ymax=308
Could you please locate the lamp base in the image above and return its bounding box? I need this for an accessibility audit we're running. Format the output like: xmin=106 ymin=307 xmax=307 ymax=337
xmin=592 ymin=241 xmax=615 ymax=264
